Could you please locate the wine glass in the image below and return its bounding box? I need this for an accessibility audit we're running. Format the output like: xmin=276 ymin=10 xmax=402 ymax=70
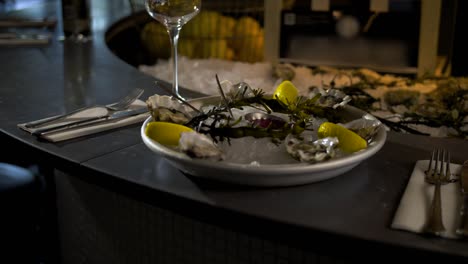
xmin=145 ymin=0 xmax=201 ymax=99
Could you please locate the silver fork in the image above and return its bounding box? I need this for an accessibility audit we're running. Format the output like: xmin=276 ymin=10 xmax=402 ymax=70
xmin=424 ymin=148 xmax=451 ymax=236
xmin=25 ymin=88 xmax=144 ymax=128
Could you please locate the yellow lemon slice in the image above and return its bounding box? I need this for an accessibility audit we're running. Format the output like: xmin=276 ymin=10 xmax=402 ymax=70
xmin=273 ymin=80 xmax=298 ymax=105
xmin=317 ymin=122 xmax=367 ymax=153
xmin=145 ymin=121 xmax=193 ymax=146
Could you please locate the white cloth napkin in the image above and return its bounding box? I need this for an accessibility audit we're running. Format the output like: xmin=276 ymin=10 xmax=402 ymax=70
xmin=391 ymin=160 xmax=462 ymax=239
xmin=18 ymin=100 xmax=150 ymax=142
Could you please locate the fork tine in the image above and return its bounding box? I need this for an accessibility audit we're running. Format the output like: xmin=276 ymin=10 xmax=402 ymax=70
xmin=120 ymin=88 xmax=143 ymax=105
xmin=427 ymin=149 xmax=435 ymax=175
xmin=439 ymin=149 xmax=447 ymax=180
xmin=445 ymin=150 xmax=451 ymax=181
xmin=434 ymin=149 xmax=440 ymax=180
xmin=112 ymin=95 xmax=133 ymax=108
xmin=107 ymin=88 xmax=144 ymax=110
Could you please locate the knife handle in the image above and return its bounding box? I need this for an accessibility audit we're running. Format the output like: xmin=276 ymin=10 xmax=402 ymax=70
xmin=25 ymin=106 xmax=93 ymax=128
xmin=456 ymin=195 xmax=468 ymax=237
xmin=31 ymin=115 xmax=104 ymax=136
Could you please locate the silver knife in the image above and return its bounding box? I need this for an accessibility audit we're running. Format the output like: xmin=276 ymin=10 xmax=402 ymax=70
xmin=456 ymin=160 xmax=468 ymax=237
xmin=31 ymin=107 xmax=148 ymax=136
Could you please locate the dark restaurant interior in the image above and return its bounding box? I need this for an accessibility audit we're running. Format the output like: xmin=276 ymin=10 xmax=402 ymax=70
xmin=1 ymin=0 xmax=467 ymax=263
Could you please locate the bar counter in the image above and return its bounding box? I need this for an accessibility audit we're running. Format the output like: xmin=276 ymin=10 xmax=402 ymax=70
xmin=1 ymin=1 xmax=467 ymax=263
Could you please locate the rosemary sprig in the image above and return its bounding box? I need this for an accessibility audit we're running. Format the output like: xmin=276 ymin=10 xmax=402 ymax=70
xmin=183 ymin=89 xmax=343 ymax=142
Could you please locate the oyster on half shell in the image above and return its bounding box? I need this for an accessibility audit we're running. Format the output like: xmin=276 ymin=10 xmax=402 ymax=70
xmin=179 ymin=131 xmax=225 ymax=161
xmin=222 ymin=80 xmax=256 ymax=101
xmin=146 ymin=95 xmax=192 ymax=124
xmin=285 ymin=134 xmax=339 ymax=163
xmin=343 ymin=114 xmax=382 ymax=142
xmin=308 ymin=87 xmax=351 ymax=109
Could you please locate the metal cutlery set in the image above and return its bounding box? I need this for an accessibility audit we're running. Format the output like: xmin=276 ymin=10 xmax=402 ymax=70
xmin=424 ymin=149 xmax=468 ymax=238
xmin=0 ymin=18 xmax=57 ymax=28
xmin=23 ymin=88 xmax=146 ymax=137
xmin=0 ymin=18 xmax=56 ymax=46
xmin=0 ymin=31 xmax=51 ymax=46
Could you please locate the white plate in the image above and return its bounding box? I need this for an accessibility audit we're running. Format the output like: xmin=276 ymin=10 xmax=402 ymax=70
xmin=141 ymin=96 xmax=387 ymax=186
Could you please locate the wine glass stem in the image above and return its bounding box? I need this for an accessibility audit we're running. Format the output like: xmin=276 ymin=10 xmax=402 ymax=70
xmin=167 ymin=26 xmax=183 ymax=99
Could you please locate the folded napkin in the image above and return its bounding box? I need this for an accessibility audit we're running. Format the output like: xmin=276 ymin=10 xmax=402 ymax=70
xmin=391 ymin=160 xmax=462 ymax=239
xmin=18 ymin=100 xmax=149 ymax=142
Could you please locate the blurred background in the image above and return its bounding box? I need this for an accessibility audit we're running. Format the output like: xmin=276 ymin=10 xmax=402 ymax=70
xmin=2 ymin=0 xmax=466 ymax=76
xmin=104 ymin=0 xmax=467 ymax=77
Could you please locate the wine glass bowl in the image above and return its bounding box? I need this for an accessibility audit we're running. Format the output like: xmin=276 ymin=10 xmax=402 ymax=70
xmin=145 ymin=0 xmax=201 ymax=99
xmin=146 ymin=0 xmax=201 ymax=27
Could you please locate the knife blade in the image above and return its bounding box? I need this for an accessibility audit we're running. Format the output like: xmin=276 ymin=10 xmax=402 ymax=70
xmin=456 ymin=160 xmax=468 ymax=237
xmin=31 ymin=107 xmax=148 ymax=136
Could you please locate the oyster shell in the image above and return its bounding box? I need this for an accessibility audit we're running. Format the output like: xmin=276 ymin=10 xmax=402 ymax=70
xmin=178 ymin=131 xmax=225 ymax=160
xmin=308 ymin=87 xmax=351 ymax=109
xmin=343 ymin=114 xmax=382 ymax=142
xmin=272 ymin=63 xmax=295 ymax=81
xmin=222 ymin=80 xmax=256 ymax=101
xmin=285 ymin=134 xmax=339 ymax=163
xmin=146 ymin=95 xmax=191 ymax=124
xmin=383 ymin=89 xmax=420 ymax=107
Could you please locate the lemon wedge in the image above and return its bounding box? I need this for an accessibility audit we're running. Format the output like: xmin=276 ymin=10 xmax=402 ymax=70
xmin=145 ymin=121 xmax=194 ymax=146
xmin=273 ymin=80 xmax=298 ymax=106
xmin=317 ymin=122 xmax=367 ymax=153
